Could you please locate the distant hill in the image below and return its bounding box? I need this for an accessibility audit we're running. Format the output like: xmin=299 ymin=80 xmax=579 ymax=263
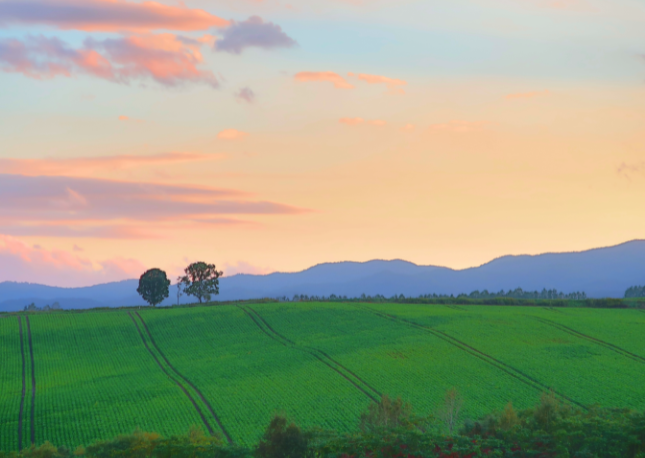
xmin=1 ymin=240 xmax=644 ymax=311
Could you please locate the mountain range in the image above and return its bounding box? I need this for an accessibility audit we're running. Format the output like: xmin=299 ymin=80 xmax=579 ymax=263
xmin=1 ymin=240 xmax=644 ymax=311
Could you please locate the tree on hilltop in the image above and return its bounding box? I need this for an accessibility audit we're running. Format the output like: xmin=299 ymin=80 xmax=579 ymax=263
xmin=177 ymin=262 xmax=223 ymax=304
xmin=137 ymin=268 xmax=171 ymax=307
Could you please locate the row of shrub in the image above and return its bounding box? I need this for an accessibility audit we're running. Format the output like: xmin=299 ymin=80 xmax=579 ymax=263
xmin=4 ymin=390 xmax=645 ymax=458
xmin=278 ymin=294 xmax=629 ymax=309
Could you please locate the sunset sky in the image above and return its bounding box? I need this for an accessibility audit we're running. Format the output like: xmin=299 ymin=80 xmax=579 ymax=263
xmin=1 ymin=0 xmax=644 ymax=287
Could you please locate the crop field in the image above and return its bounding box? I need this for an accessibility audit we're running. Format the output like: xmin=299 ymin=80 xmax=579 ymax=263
xmin=1 ymin=303 xmax=645 ymax=451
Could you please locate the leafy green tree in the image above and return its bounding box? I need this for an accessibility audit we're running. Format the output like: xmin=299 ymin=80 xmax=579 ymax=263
xmin=137 ymin=268 xmax=171 ymax=307
xmin=177 ymin=262 xmax=223 ymax=304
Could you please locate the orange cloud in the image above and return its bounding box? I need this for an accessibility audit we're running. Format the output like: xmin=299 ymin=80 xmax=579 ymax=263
xmin=0 ymin=153 xmax=217 ymax=177
xmin=217 ymin=129 xmax=249 ymax=140
xmin=400 ymin=124 xmax=415 ymax=132
xmin=369 ymin=119 xmax=387 ymax=126
xmin=350 ymin=72 xmax=407 ymax=94
xmin=339 ymin=117 xmax=364 ymax=125
xmin=506 ymin=90 xmax=550 ymax=100
xmin=0 ymin=0 xmax=229 ymax=32
xmin=428 ymin=120 xmax=487 ymax=133
xmin=294 ymin=71 xmax=354 ymax=89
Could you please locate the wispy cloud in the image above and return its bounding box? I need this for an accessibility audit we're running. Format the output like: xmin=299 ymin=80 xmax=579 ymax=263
xmin=0 ymin=152 xmax=219 ymax=176
xmin=235 ymin=86 xmax=256 ymax=103
xmin=0 ymin=174 xmax=308 ymax=239
xmin=0 ymin=234 xmax=145 ymax=287
xmin=215 ymin=16 xmax=297 ymax=54
xmin=350 ymin=72 xmax=407 ymax=94
xmin=217 ymin=128 xmax=248 ymax=140
xmin=339 ymin=117 xmax=364 ymax=125
xmin=617 ymin=162 xmax=645 ymax=179
xmin=0 ymin=0 xmax=229 ymax=32
xmin=400 ymin=123 xmax=415 ymax=132
xmin=369 ymin=119 xmax=387 ymax=126
xmin=0 ymin=33 xmax=219 ymax=87
xmin=295 ymin=71 xmax=354 ymax=89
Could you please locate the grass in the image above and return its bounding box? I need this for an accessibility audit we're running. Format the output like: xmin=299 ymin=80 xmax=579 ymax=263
xmin=1 ymin=302 xmax=645 ymax=451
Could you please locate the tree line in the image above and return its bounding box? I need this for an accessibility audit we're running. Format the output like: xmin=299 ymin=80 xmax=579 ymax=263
xmin=281 ymin=287 xmax=587 ymax=303
xmin=625 ymin=285 xmax=645 ymax=298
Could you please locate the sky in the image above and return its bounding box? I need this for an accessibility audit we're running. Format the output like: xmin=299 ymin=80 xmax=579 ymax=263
xmin=0 ymin=0 xmax=644 ymax=287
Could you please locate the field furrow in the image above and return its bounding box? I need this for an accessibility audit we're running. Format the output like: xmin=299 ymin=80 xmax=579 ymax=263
xmin=26 ymin=317 xmax=35 ymax=446
xmin=132 ymin=312 xmax=232 ymax=443
xmin=372 ymin=304 xmax=645 ymax=409
xmin=138 ymin=306 xmax=373 ymax=444
xmin=248 ymin=302 xmax=540 ymax=421
xmin=18 ymin=317 xmax=26 ymax=451
xmin=2 ymin=303 xmax=645 ymax=450
xmin=0 ymin=317 xmax=22 ymax=452
xmin=241 ymin=305 xmax=380 ymax=401
xmin=27 ymin=312 xmax=206 ymax=448
xmin=354 ymin=304 xmax=586 ymax=409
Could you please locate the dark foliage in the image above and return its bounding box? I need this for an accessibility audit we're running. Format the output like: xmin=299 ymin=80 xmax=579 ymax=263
xmin=256 ymin=415 xmax=312 ymax=458
xmin=3 ymin=397 xmax=645 ymax=458
xmin=177 ymin=262 xmax=223 ymax=304
xmin=625 ymin=285 xmax=645 ymax=298
xmin=137 ymin=268 xmax=171 ymax=307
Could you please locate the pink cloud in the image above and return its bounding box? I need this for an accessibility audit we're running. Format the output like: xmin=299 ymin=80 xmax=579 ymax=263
xmin=350 ymin=72 xmax=407 ymax=94
xmin=400 ymin=123 xmax=415 ymax=132
xmin=428 ymin=120 xmax=487 ymax=133
xmin=294 ymin=71 xmax=354 ymax=89
xmin=369 ymin=119 xmax=387 ymax=126
xmin=0 ymin=152 xmax=218 ymax=177
xmin=0 ymin=234 xmax=145 ymax=287
xmin=0 ymin=174 xmax=307 ymax=239
xmin=339 ymin=117 xmax=364 ymax=126
xmin=217 ymin=129 xmax=248 ymax=140
xmin=506 ymin=90 xmax=550 ymax=100
xmin=0 ymin=0 xmax=229 ymax=32
xmin=0 ymin=34 xmax=219 ymax=87
xmin=223 ymin=260 xmax=273 ymax=276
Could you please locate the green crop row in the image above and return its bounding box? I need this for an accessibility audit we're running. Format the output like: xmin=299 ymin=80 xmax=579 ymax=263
xmin=2 ymin=303 xmax=645 ymax=452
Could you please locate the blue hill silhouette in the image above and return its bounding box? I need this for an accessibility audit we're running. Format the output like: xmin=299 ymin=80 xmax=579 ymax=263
xmin=1 ymin=240 xmax=643 ymax=311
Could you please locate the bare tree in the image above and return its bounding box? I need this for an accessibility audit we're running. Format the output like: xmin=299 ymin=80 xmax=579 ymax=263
xmin=437 ymin=387 xmax=463 ymax=435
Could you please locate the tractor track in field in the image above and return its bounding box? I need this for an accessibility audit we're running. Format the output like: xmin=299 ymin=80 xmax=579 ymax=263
xmin=133 ymin=312 xmax=233 ymax=444
xmin=533 ymin=317 xmax=645 ymax=365
xmin=238 ymin=305 xmax=380 ymax=402
xmin=127 ymin=313 xmax=216 ymax=438
xmin=18 ymin=317 xmax=26 ymax=450
xmin=245 ymin=306 xmax=382 ymax=397
xmin=26 ymin=316 xmax=36 ymax=445
xmin=353 ymin=304 xmax=588 ymax=410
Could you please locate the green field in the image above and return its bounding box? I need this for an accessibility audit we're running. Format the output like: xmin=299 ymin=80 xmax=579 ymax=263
xmin=1 ymin=303 xmax=645 ymax=451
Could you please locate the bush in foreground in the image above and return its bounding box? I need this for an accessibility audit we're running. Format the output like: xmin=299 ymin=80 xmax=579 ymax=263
xmin=3 ymin=393 xmax=645 ymax=458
